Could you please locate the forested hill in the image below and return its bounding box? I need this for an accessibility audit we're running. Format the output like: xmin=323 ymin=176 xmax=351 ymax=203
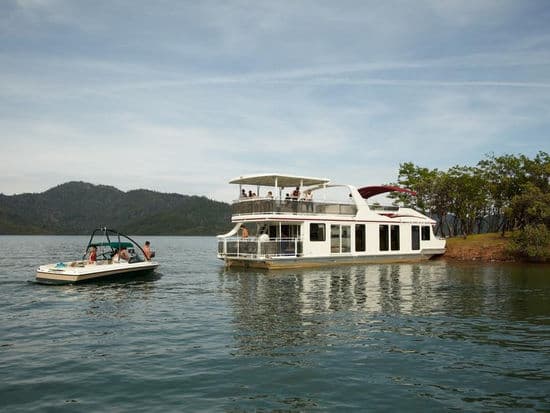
xmin=0 ymin=182 xmax=232 ymax=235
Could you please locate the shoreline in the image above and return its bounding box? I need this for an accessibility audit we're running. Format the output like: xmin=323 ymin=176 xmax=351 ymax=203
xmin=442 ymin=232 xmax=544 ymax=263
xmin=444 ymin=233 xmax=513 ymax=262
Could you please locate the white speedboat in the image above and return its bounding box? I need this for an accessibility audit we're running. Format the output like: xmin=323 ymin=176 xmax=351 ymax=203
xmin=36 ymin=228 xmax=159 ymax=284
xmin=217 ymin=174 xmax=446 ymax=269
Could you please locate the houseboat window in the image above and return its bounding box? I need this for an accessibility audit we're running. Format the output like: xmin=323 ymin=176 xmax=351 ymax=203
xmin=411 ymin=225 xmax=420 ymax=250
xmin=341 ymin=225 xmax=351 ymax=253
xmin=330 ymin=224 xmax=351 ymax=253
xmin=390 ymin=225 xmax=400 ymax=251
xmin=355 ymin=224 xmax=366 ymax=252
xmin=310 ymin=223 xmax=326 ymax=242
xmin=281 ymin=224 xmax=300 ymax=239
xmin=379 ymin=225 xmax=389 ymax=251
xmin=268 ymin=225 xmax=277 ymax=239
xmin=421 ymin=226 xmax=431 ymax=241
xmin=331 ymin=225 xmax=340 ymax=253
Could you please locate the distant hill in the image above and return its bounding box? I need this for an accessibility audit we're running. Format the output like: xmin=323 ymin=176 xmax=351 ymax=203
xmin=0 ymin=182 xmax=232 ymax=235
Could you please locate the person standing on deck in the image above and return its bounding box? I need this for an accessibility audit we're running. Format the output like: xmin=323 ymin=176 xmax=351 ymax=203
xmin=304 ymin=189 xmax=313 ymax=212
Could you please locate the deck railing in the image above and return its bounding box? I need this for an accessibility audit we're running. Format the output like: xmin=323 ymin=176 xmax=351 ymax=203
xmin=231 ymin=198 xmax=357 ymax=216
xmin=218 ymin=237 xmax=303 ymax=259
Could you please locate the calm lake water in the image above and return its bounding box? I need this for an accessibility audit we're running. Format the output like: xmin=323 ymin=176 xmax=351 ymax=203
xmin=1 ymin=236 xmax=549 ymax=412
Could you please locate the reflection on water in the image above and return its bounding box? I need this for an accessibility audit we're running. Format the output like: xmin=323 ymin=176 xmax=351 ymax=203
xmin=1 ymin=236 xmax=549 ymax=411
xmin=220 ymin=262 xmax=550 ymax=410
xmin=222 ymin=261 xmax=550 ymax=322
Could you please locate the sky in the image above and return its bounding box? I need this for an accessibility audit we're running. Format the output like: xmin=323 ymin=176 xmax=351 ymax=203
xmin=1 ymin=0 xmax=549 ymax=202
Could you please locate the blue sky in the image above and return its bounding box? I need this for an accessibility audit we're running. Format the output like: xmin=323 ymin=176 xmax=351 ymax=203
xmin=1 ymin=0 xmax=549 ymax=201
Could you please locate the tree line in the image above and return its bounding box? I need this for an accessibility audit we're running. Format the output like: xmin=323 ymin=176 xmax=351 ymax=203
xmin=390 ymin=151 xmax=550 ymax=259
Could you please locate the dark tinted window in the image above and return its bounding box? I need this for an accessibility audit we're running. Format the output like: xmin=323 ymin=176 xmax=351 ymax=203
xmin=422 ymin=226 xmax=431 ymax=241
xmin=310 ymin=223 xmax=326 ymax=241
xmin=390 ymin=225 xmax=400 ymax=251
xmin=411 ymin=226 xmax=420 ymax=250
xmin=355 ymin=224 xmax=366 ymax=252
xmin=379 ymin=225 xmax=389 ymax=251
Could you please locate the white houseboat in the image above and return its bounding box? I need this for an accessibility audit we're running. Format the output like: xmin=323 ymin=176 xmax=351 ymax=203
xmin=217 ymin=174 xmax=446 ymax=269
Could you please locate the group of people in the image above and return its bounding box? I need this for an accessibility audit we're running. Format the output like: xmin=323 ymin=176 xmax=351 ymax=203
xmin=240 ymin=186 xmax=313 ymax=202
xmin=87 ymin=241 xmax=154 ymax=264
xmin=240 ymin=189 xmax=257 ymax=198
xmin=240 ymin=189 xmax=275 ymax=199
xmin=284 ymin=187 xmax=313 ymax=202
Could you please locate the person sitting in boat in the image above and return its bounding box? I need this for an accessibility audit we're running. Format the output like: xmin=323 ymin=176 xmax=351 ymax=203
xmin=87 ymin=245 xmax=97 ymax=263
xmin=241 ymin=225 xmax=249 ymax=239
xmin=143 ymin=241 xmax=154 ymax=260
xmin=119 ymin=246 xmax=130 ymax=262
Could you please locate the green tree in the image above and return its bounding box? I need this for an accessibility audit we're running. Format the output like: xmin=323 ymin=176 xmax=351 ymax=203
xmin=506 ymin=183 xmax=550 ymax=229
xmin=508 ymin=223 xmax=550 ymax=260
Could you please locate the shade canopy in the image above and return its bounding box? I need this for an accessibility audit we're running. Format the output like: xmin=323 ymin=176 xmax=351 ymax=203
xmin=91 ymin=242 xmax=134 ymax=249
xmin=229 ymin=174 xmax=330 ymax=188
xmin=358 ymin=185 xmax=416 ymax=199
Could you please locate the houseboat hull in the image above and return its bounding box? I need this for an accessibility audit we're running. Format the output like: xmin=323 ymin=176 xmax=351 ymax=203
xmin=222 ymin=249 xmax=445 ymax=270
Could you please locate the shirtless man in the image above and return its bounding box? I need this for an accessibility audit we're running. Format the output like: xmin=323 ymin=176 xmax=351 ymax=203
xmin=143 ymin=241 xmax=153 ymax=260
xmin=119 ymin=246 xmax=130 ymax=262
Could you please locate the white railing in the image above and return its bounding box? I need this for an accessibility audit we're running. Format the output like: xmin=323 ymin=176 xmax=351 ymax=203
xmin=231 ymin=198 xmax=356 ymax=216
xmin=218 ymin=237 xmax=303 ymax=259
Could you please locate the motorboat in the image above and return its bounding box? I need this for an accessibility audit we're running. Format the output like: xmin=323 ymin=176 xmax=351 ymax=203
xmin=217 ymin=174 xmax=446 ymax=269
xmin=36 ymin=228 xmax=159 ymax=284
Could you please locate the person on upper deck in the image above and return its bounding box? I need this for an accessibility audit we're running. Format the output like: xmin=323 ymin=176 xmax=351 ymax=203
xmin=267 ymin=191 xmax=273 ymax=198
xmin=241 ymin=189 xmax=247 ymax=198
xmin=248 ymin=190 xmax=254 ymax=198
xmin=292 ymin=186 xmax=300 ymax=200
xmin=304 ymin=189 xmax=313 ymax=212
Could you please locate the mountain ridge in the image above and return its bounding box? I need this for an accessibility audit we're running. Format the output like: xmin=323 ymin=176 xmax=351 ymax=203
xmin=0 ymin=181 xmax=231 ymax=235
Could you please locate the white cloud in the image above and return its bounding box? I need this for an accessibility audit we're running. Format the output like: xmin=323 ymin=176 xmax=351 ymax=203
xmin=1 ymin=0 xmax=549 ymax=201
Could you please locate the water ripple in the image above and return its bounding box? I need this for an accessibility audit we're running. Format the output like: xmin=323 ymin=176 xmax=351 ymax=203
xmin=0 ymin=236 xmax=549 ymax=411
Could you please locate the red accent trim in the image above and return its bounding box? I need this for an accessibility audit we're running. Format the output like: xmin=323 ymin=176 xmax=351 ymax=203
xmin=358 ymin=185 xmax=416 ymax=199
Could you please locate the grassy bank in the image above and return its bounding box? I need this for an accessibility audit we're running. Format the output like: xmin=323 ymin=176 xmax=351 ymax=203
xmin=444 ymin=233 xmax=515 ymax=262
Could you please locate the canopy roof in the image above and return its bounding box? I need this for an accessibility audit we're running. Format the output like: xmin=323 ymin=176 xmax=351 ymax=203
xmin=358 ymin=185 xmax=417 ymax=199
xmin=229 ymin=174 xmax=330 ymax=187
xmin=91 ymin=241 xmax=134 ymax=249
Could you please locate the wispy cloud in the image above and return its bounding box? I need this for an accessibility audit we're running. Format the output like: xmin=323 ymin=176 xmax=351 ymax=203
xmin=1 ymin=0 xmax=549 ymax=199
